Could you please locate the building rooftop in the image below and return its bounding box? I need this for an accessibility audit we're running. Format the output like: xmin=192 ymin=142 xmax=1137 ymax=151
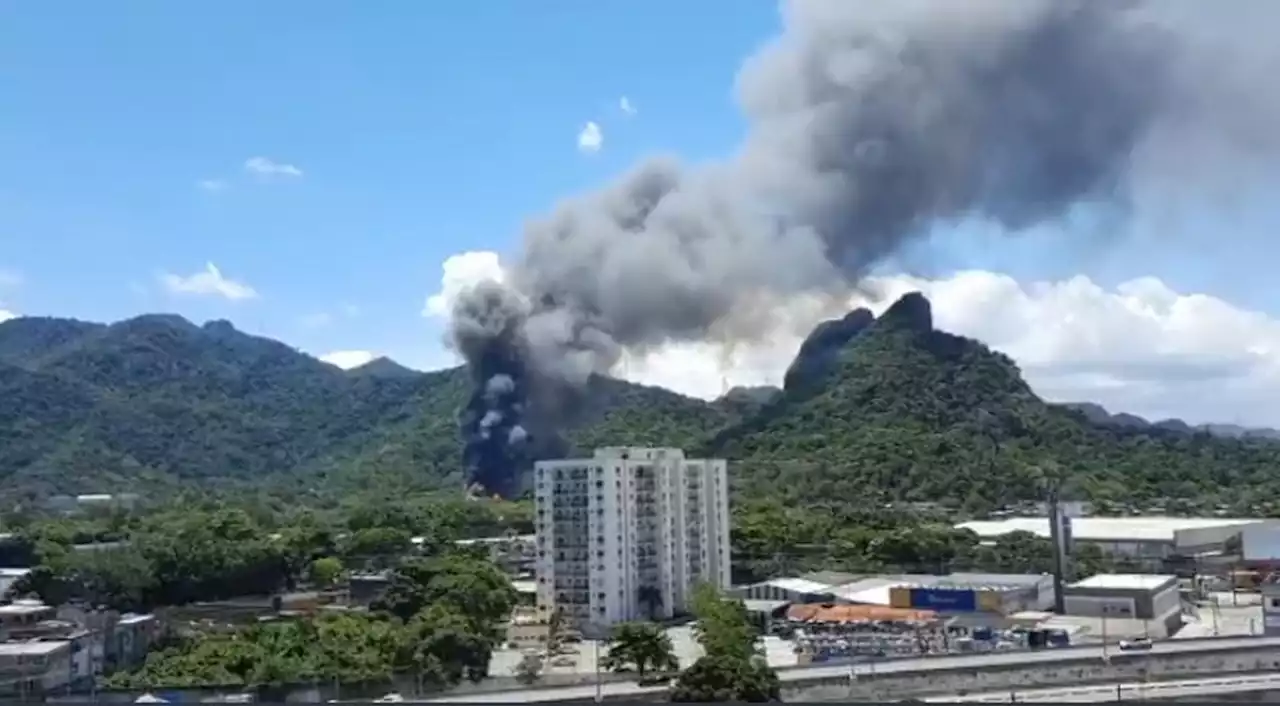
xmin=957 ymin=516 xmax=1268 ymax=543
xmin=0 ymin=640 xmax=70 ymax=656
xmin=763 ymin=572 xmax=1051 ymax=604
xmin=0 ymin=601 xmax=51 ymax=616
xmin=743 ymin=599 xmax=791 ymax=614
xmin=800 ymin=570 xmax=864 ymax=587
xmin=832 ymin=578 xmax=898 ymax=606
xmin=455 ymin=534 xmax=536 ymax=546
xmin=116 ymin=613 xmax=156 ymax=626
xmin=1071 ymin=573 xmax=1177 ymax=591
xmin=764 ymin=577 xmax=838 ymax=596
xmin=945 ymin=573 xmax=1049 ymax=588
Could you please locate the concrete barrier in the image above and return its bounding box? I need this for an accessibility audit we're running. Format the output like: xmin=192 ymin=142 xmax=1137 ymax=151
xmin=788 ymin=645 xmax=1280 ymax=701
xmin=430 ymin=638 xmax=1280 ymax=703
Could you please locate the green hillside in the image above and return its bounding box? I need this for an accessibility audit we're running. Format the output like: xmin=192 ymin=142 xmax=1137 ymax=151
xmin=0 ymin=315 xmax=726 ymax=498
xmin=5 ymin=296 xmax=1280 ymax=514
xmin=707 ymin=294 xmax=1280 ymax=515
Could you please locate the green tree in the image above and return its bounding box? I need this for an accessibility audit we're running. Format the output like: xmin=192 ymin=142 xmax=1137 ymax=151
xmin=310 ymin=557 xmax=344 ymax=588
xmin=673 ymin=584 xmax=779 ymax=703
xmin=688 ymin=584 xmax=759 ymax=661
xmin=373 ymin=553 xmax=516 ymax=642
xmin=671 ymin=654 xmax=781 ymax=703
xmin=401 ymin=604 xmax=494 ymax=687
xmin=602 ymin=622 xmax=678 ymax=681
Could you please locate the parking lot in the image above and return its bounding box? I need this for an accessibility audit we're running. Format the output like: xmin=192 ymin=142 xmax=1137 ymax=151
xmin=490 ymin=624 xmax=803 ymax=678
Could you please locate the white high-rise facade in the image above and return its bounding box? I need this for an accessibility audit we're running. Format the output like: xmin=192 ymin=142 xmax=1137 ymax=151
xmin=533 ymin=447 xmax=731 ymax=632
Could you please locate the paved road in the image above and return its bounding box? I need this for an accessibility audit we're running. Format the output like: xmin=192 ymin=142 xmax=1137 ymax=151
xmin=926 ymin=672 xmax=1280 ymax=702
xmin=422 ymin=636 xmax=1280 ymax=704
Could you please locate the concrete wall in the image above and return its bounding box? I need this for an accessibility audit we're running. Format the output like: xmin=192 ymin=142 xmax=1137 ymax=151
xmin=780 ymin=644 xmax=1280 ymax=702
xmin=1178 ymin=522 xmax=1268 ymax=554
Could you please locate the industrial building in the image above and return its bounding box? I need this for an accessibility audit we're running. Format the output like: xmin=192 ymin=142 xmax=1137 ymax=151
xmin=957 ymin=516 xmax=1277 ymax=567
xmin=1063 ymin=573 xmax=1183 ymax=637
xmin=734 ymin=572 xmax=1056 ymax=616
xmin=533 ymin=447 xmax=732 ymax=633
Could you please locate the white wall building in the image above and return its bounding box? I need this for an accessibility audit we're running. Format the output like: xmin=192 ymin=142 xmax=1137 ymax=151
xmin=957 ymin=516 xmax=1275 ymax=565
xmin=533 ymin=447 xmax=731 ymax=632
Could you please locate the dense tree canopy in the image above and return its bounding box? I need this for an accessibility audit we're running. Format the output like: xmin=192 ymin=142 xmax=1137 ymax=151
xmin=7 ymin=299 xmax=1280 ymax=518
xmin=2 ymin=494 xmax=529 ymax=612
xmin=105 ymin=553 xmax=508 ymax=693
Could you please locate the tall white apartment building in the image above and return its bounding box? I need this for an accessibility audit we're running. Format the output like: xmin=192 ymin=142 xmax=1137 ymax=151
xmin=533 ymin=447 xmax=731 ymax=632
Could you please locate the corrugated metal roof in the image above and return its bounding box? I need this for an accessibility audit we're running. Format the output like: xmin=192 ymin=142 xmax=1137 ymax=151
xmin=1070 ymin=573 xmax=1176 ymax=591
xmin=801 ymin=570 xmax=863 ymax=587
xmin=743 ymin=599 xmax=791 ymax=614
xmin=833 ymin=578 xmax=898 ymax=606
xmin=766 ymin=577 xmax=837 ymax=595
xmin=957 ymin=516 xmax=1269 ymax=543
xmin=946 ymin=573 xmax=1047 ymax=587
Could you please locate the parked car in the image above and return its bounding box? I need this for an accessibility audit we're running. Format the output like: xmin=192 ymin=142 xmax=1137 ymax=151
xmin=1119 ymin=637 xmax=1153 ymax=651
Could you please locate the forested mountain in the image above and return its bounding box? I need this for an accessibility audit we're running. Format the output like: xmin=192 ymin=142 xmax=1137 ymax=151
xmin=5 ymin=296 xmax=1280 ymax=514
xmin=1060 ymin=401 xmax=1280 ymax=440
xmin=0 ymin=315 xmax=722 ymax=498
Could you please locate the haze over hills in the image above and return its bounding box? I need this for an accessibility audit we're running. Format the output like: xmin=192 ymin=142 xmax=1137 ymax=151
xmin=3 ymin=294 xmax=1280 ymax=513
xmin=1057 ymin=402 xmax=1280 ymax=440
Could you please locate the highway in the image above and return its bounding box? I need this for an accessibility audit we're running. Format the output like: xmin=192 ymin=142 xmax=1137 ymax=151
xmin=422 ymin=636 xmax=1280 ymax=703
xmin=925 ymin=672 xmax=1280 ymax=702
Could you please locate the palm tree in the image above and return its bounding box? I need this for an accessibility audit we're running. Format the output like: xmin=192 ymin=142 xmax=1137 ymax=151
xmin=602 ymin=622 xmax=679 ymax=682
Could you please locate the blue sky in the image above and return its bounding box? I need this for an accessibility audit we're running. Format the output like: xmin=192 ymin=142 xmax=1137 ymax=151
xmin=5 ymin=1 xmax=1280 ymax=375
xmin=1 ymin=0 xmax=781 ymax=368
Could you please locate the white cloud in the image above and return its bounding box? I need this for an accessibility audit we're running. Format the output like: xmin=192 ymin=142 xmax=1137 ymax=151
xmin=0 ymin=308 xmax=15 ymax=323
xmin=197 ymin=179 xmax=227 ymax=192
xmin=244 ymin=157 xmax=303 ymax=179
xmin=424 ymin=249 xmax=1280 ymax=427
xmin=320 ymin=350 xmax=378 ymax=370
xmin=159 ymin=262 xmax=259 ymax=301
xmin=577 ymin=122 xmax=603 ymax=153
xmin=423 ymin=251 xmax=507 ymax=318
xmin=620 ymin=96 xmax=637 ymax=116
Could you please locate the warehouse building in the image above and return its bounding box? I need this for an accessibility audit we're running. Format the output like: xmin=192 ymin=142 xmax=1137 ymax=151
xmin=733 ymin=572 xmax=1055 ymax=616
xmin=1063 ymin=573 xmax=1183 ymax=637
xmin=887 ymin=573 xmax=1057 ymax=615
xmin=957 ymin=516 xmax=1276 ymax=568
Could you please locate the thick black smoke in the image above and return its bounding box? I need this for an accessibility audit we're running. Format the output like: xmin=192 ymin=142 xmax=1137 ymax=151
xmin=451 ymin=0 xmax=1280 ymax=497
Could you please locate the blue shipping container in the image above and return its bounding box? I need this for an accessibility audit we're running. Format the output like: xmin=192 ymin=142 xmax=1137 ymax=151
xmin=909 ymin=587 xmax=977 ymax=612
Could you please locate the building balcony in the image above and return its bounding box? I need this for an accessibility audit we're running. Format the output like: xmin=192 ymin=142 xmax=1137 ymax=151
xmin=553 ymin=538 xmax=589 ymax=550
xmin=556 ymin=591 xmax=591 ymax=605
xmin=554 ymin=579 xmax=590 ymax=591
xmin=553 ymin=510 xmax=589 ymax=521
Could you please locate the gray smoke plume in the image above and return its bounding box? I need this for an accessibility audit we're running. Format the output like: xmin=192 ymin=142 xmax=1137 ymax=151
xmin=452 ymin=0 xmax=1280 ymax=497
